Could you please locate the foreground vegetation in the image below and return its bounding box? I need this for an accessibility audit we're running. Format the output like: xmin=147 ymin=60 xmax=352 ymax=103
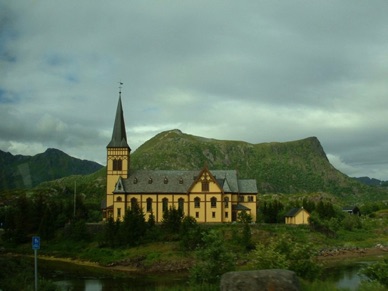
xmin=0 ymin=190 xmax=387 ymax=290
xmin=1 ymin=206 xmax=388 ymax=289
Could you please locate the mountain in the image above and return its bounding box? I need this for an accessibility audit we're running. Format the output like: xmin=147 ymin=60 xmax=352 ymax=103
xmin=0 ymin=148 xmax=103 ymax=190
xmin=2 ymin=130 xmax=386 ymax=204
xmin=130 ymin=129 xmax=385 ymax=201
xmin=353 ymin=176 xmax=387 ymax=187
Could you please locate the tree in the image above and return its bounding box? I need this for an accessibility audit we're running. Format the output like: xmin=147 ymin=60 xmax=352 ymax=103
xmin=119 ymin=202 xmax=147 ymax=246
xmin=101 ymin=216 xmax=119 ymax=247
xmin=180 ymin=216 xmax=203 ymax=251
xmin=161 ymin=206 xmax=183 ymax=239
xmin=190 ymin=229 xmax=235 ymax=284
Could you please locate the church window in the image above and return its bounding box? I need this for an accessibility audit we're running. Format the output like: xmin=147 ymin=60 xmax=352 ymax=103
xmin=117 ymin=208 xmax=121 ymax=218
xmin=116 ymin=196 xmax=122 ymax=202
xmin=195 ymin=212 xmax=199 ymax=218
xmin=146 ymin=198 xmax=153 ymax=212
xmin=178 ymin=198 xmax=184 ymax=211
xmin=162 ymin=198 xmax=168 ymax=213
xmin=194 ymin=197 xmax=200 ymax=208
xmin=202 ymin=180 xmax=209 ymax=192
xmin=212 ymin=212 xmax=216 ymax=218
xmin=211 ymin=197 xmax=217 ymax=208
xmin=225 ymin=212 xmax=228 ymax=218
xmin=224 ymin=197 xmax=229 ymax=208
xmin=239 ymin=195 xmax=244 ymax=202
xmin=248 ymin=196 xmax=254 ymax=202
xmin=131 ymin=198 xmax=138 ymax=210
xmin=113 ymin=159 xmax=122 ymax=171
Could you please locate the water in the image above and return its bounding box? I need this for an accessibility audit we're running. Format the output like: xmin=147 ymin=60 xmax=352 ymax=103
xmin=39 ymin=259 xmax=187 ymax=290
xmin=322 ymin=262 xmax=370 ymax=291
xmin=40 ymin=259 xmax=372 ymax=290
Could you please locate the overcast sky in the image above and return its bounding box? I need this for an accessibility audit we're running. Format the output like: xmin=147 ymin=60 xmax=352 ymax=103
xmin=1 ymin=1 xmax=388 ymax=180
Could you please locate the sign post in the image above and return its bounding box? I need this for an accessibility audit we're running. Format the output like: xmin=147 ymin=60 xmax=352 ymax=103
xmin=32 ymin=236 xmax=40 ymax=291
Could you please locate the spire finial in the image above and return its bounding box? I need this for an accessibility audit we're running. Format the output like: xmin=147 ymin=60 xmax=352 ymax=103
xmin=119 ymin=82 xmax=123 ymax=97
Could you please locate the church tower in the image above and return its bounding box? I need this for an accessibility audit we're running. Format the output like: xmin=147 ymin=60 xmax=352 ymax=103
xmin=105 ymin=92 xmax=131 ymax=218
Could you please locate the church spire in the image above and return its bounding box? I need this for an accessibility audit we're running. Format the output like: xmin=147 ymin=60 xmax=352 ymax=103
xmin=107 ymin=88 xmax=130 ymax=149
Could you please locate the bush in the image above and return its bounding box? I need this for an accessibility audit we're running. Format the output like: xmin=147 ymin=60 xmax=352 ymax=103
xmin=190 ymin=229 xmax=235 ymax=284
xmin=251 ymin=234 xmax=322 ymax=281
xmin=360 ymin=259 xmax=388 ymax=287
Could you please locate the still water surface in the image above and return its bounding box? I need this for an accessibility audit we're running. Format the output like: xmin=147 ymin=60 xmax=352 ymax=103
xmin=40 ymin=259 xmax=371 ymax=291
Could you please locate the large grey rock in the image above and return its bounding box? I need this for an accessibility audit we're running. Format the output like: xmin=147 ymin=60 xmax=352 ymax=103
xmin=220 ymin=269 xmax=300 ymax=291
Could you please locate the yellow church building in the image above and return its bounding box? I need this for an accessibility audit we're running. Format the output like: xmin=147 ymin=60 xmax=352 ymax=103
xmin=103 ymin=95 xmax=258 ymax=223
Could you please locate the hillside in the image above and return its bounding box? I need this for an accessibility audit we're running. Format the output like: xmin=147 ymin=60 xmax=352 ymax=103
xmin=0 ymin=148 xmax=103 ymax=191
xmin=2 ymin=130 xmax=386 ymax=205
xmin=130 ymin=129 xmax=386 ymax=202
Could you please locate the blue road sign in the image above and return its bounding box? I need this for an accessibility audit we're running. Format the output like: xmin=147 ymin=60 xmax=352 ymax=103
xmin=32 ymin=236 xmax=40 ymax=250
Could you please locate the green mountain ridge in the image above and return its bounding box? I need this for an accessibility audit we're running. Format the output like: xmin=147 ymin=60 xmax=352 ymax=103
xmin=0 ymin=148 xmax=103 ymax=191
xmin=129 ymin=129 xmax=387 ymax=202
xmin=1 ymin=130 xmax=387 ymax=205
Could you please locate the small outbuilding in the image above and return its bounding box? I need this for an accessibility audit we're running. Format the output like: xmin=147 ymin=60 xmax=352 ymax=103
xmin=285 ymin=207 xmax=310 ymax=225
xmin=342 ymin=206 xmax=361 ymax=216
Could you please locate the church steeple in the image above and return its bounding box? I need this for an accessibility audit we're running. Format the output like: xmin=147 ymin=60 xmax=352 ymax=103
xmin=107 ymin=95 xmax=130 ymax=149
xmin=105 ymin=89 xmax=131 ymax=220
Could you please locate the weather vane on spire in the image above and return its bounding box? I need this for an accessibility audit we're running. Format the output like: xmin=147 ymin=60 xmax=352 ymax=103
xmin=119 ymin=82 xmax=123 ymax=97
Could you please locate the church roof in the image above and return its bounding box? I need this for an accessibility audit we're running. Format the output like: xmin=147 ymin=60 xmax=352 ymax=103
xmin=115 ymin=169 xmax=257 ymax=194
xmin=107 ymin=96 xmax=130 ymax=149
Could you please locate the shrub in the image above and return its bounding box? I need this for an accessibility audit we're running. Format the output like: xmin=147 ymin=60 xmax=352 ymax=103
xmin=360 ymin=259 xmax=388 ymax=287
xmin=190 ymin=229 xmax=235 ymax=284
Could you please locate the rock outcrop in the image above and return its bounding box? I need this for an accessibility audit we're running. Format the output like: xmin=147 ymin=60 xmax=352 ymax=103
xmin=220 ymin=269 xmax=300 ymax=291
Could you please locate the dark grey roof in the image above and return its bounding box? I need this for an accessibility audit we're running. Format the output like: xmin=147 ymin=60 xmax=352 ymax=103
xmin=107 ymin=96 xmax=130 ymax=149
xmin=285 ymin=208 xmax=302 ymax=217
xmin=232 ymin=204 xmax=251 ymax=211
xmin=238 ymin=179 xmax=258 ymax=193
xmin=115 ymin=169 xmax=257 ymax=194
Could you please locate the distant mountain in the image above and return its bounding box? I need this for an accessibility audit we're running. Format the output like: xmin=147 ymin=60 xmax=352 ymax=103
xmin=353 ymin=176 xmax=388 ymax=187
xmin=3 ymin=130 xmax=387 ymax=204
xmin=0 ymin=148 xmax=103 ymax=190
xmin=129 ymin=129 xmax=386 ymax=201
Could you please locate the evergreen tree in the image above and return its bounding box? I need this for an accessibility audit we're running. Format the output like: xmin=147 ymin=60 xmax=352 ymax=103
xmin=161 ymin=206 xmax=183 ymax=237
xmin=120 ymin=202 xmax=147 ymax=246
xmin=180 ymin=216 xmax=203 ymax=251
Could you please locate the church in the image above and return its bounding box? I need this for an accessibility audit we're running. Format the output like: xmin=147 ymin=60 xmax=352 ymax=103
xmin=103 ymin=94 xmax=258 ymax=223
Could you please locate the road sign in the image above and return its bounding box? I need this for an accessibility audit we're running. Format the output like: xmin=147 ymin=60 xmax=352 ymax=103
xmin=32 ymin=236 xmax=40 ymax=250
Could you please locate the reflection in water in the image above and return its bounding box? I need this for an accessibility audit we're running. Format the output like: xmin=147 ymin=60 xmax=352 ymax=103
xmin=323 ymin=262 xmax=369 ymax=291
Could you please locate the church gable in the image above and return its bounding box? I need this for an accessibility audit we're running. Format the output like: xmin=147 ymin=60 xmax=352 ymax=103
xmin=188 ymin=166 xmax=223 ymax=194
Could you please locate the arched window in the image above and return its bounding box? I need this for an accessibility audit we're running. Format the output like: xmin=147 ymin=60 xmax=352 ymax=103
xmin=194 ymin=197 xmax=200 ymax=208
xmin=178 ymin=198 xmax=184 ymax=212
xmin=116 ymin=196 xmax=122 ymax=202
xmin=224 ymin=197 xmax=229 ymax=208
xmin=130 ymin=198 xmax=138 ymax=210
xmin=162 ymin=198 xmax=168 ymax=213
xmin=146 ymin=198 xmax=153 ymax=212
xmin=211 ymin=197 xmax=217 ymax=208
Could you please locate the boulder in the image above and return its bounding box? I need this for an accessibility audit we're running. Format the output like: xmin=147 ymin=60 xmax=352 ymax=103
xmin=220 ymin=269 xmax=300 ymax=291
